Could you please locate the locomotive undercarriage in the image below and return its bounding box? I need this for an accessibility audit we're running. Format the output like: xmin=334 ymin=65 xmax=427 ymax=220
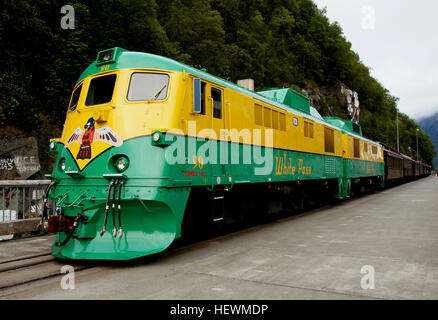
xmin=181 ymin=180 xmax=339 ymax=242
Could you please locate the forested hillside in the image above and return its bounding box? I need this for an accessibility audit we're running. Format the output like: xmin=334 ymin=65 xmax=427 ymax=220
xmin=419 ymin=113 xmax=438 ymax=168
xmin=0 ymin=0 xmax=435 ymax=171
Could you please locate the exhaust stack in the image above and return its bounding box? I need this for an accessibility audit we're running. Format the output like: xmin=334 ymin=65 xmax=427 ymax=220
xmin=237 ymin=79 xmax=254 ymax=92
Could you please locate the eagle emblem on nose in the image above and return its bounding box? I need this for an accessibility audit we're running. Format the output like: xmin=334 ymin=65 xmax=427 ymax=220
xmin=65 ymin=118 xmax=123 ymax=160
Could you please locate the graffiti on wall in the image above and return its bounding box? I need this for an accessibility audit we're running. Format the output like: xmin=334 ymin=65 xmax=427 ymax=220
xmin=0 ymin=137 xmax=41 ymax=180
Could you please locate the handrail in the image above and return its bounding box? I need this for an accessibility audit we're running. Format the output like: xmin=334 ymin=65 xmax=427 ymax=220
xmin=0 ymin=180 xmax=51 ymax=187
xmin=0 ymin=180 xmax=55 ymax=225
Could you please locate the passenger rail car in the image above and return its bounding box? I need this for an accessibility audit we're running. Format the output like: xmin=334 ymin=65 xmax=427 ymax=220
xmin=45 ymin=48 xmax=431 ymax=260
xmin=383 ymin=144 xmax=432 ymax=184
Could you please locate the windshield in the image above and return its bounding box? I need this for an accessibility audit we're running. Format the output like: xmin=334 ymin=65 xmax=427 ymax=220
xmin=85 ymin=74 xmax=117 ymax=106
xmin=69 ymin=84 xmax=82 ymax=111
xmin=127 ymin=73 xmax=169 ymax=101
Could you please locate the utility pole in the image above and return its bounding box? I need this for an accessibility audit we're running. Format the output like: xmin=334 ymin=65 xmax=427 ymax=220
xmin=397 ymin=109 xmax=400 ymax=153
xmin=416 ymin=128 xmax=419 ymax=160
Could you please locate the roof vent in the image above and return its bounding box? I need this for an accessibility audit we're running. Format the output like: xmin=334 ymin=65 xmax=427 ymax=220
xmin=257 ymin=88 xmax=310 ymax=114
xmin=237 ymin=79 xmax=254 ymax=91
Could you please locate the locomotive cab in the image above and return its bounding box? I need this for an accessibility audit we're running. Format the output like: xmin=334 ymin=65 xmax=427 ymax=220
xmin=47 ymin=48 xmax=193 ymax=260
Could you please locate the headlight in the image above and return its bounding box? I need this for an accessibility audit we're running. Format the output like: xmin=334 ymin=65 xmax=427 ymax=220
xmin=97 ymin=49 xmax=115 ymax=63
xmin=50 ymin=141 xmax=56 ymax=151
xmin=153 ymin=132 xmax=161 ymax=142
xmin=116 ymin=156 xmax=129 ymax=172
xmin=59 ymin=158 xmax=66 ymax=172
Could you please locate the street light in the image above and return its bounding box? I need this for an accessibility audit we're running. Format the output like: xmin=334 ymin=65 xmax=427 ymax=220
xmin=416 ymin=128 xmax=420 ymax=160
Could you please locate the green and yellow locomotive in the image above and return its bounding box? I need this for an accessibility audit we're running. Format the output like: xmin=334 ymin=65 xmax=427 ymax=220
xmin=47 ymin=47 xmax=389 ymax=260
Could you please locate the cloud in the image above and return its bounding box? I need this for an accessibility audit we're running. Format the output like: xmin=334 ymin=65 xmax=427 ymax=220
xmin=313 ymin=0 xmax=438 ymax=119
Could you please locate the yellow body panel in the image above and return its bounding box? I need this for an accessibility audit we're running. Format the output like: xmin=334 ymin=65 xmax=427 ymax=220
xmin=342 ymin=134 xmax=384 ymax=163
xmin=173 ymin=73 xmax=344 ymax=158
xmin=56 ymin=69 xmax=382 ymax=170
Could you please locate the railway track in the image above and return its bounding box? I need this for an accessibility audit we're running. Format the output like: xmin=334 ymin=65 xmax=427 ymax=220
xmin=0 ymin=251 xmax=94 ymax=291
xmin=0 ymin=203 xmax=328 ymax=293
xmin=0 ymin=228 xmax=245 ymax=292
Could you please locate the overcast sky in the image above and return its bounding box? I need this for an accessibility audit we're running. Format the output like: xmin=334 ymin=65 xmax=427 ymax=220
xmin=313 ymin=0 xmax=438 ymax=120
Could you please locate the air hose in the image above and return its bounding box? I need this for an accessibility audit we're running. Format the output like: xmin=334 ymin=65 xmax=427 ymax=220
xmin=55 ymin=213 xmax=88 ymax=247
xmin=100 ymin=180 xmax=114 ymax=236
xmin=39 ymin=181 xmax=56 ymax=230
xmin=112 ymin=181 xmax=118 ymax=237
xmin=117 ymin=181 xmax=124 ymax=238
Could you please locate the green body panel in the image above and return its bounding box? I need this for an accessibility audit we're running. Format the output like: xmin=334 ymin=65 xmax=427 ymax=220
xmin=156 ymin=134 xmax=344 ymax=186
xmin=332 ymin=158 xmax=385 ymax=200
xmin=344 ymin=159 xmax=385 ymax=179
xmin=52 ymin=195 xmax=185 ymax=260
xmin=50 ymin=137 xmax=191 ymax=260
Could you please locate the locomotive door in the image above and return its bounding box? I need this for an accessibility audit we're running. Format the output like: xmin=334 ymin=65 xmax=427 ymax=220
xmin=209 ymin=85 xmax=228 ymax=186
xmin=209 ymin=85 xmax=228 ymax=222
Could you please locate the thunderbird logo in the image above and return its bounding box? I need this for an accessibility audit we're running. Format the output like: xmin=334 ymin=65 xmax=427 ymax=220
xmin=65 ymin=118 xmax=123 ymax=160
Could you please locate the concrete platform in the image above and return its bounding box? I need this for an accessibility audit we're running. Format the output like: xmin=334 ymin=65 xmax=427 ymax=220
xmin=1 ymin=176 xmax=438 ymax=299
xmin=0 ymin=234 xmax=54 ymax=262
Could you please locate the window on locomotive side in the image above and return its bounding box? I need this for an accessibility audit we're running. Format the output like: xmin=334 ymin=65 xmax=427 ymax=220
xmin=279 ymin=113 xmax=286 ymax=131
xmin=324 ymin=127 xmax=335 ymax=153
xmin=372 ymin=145 xmax=378 ymax=155
xmin=86 ymin=74 xmax=117 ymax=106
xmin=272 ymin=110 xmax=279 ymax=130
xmin=200 ymin=81 xmax=206 ymax=115
xmin=354 ymin=138 xmax=360 ymax=158
xmin=264 ymin=107 xmax=271 ymax=128
xmin=304 ymin=121 xmax=314 ymax=138
xmin=69 ymin=83 xmax=82 ymax=112
xmin=254 ymin=104 xmax=263 ymax=126
xmin=211 ymin=87 xmax=222 ymax=119
xmin=127 ymin=73 xmax=169 ymax=102
xmin=364 ymin=143 xmax=368 ymax=153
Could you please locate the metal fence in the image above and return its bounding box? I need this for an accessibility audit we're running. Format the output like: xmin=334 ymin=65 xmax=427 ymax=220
xmin=0 ymin=180 xmax=56 ymax=222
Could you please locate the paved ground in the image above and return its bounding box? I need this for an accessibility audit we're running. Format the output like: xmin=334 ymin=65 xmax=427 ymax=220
xmin=1 ymin=176 xmax=437 ymax=299
xmin=0 ymin=234 xmax=54 ymax=262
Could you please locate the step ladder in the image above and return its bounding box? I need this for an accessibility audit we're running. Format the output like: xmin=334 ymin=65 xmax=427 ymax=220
xmin=211 ymin=194 xmax=225 ymax=223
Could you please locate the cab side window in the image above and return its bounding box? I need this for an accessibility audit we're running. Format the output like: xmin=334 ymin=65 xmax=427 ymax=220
xmin=69 ymin=84 xmax=82 ymax=112
xmin=200 ymin=82 xmax=206 ymax=115
xmin=211 ymin=87 xmax=222 ymax=119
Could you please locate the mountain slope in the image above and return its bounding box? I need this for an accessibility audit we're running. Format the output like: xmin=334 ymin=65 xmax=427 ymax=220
xmin=418 ymin=113 xmax=438 ymax=168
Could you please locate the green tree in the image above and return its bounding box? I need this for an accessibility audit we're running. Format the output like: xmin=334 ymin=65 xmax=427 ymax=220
xmin=0 ymin=0 xmax=435 ymax=167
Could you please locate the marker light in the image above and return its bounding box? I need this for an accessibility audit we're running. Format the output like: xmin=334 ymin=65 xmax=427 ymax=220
xmin=59 ymin=158 xmax=66 ymax=172
xmin=50 ymin=141 xmax=56 ymax=151
xmin=153 ymin=132 xmax=161 ymax=142
xmin=116 ymin=156 xmax=129 ymax=172
xmin=151 ymin=131 xmax=174 ymax=147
